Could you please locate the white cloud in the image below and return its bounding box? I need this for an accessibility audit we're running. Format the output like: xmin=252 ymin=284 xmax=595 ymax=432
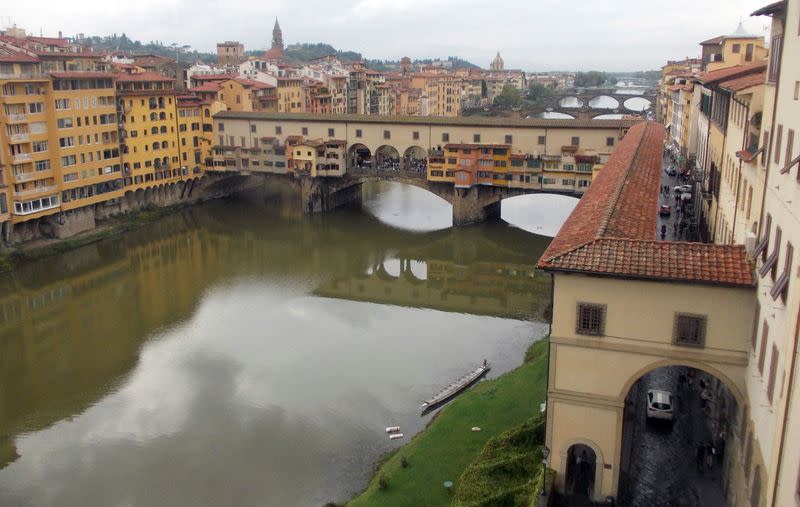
xmin=5 ymin=0 xmax=775 ymax=70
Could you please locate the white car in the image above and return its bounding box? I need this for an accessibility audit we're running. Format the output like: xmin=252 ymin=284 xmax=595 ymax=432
xmin=674 ymin=184 xmax=692 ymax=194
xmin=646 ymin=389 xmax=674 ymax=422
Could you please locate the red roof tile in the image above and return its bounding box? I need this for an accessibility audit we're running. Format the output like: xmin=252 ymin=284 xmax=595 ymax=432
xmin=537 ymin=121 xmax=755 ymax=287
xmin=720 ymin=71 xmax=766 ymax=92
xmin=696 ymin=62 xmax=767 ymax=86
xmin=192 ymin=73 xmax=238 ymax=81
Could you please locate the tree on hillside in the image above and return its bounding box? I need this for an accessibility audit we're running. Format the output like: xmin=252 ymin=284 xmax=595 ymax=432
xmin=526 ymin=82 xmax=554 ymax=105
xmin=574 ymin=71 xmax=611 ymax=87
xmin=494 ymin=85 xmax=523 ymax=108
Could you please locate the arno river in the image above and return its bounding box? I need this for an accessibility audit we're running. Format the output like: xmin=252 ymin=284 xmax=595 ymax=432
xmin=0 ymin=182 xmax=575 ymax=506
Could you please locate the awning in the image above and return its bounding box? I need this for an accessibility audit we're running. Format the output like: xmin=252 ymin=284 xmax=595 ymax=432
xmin=737 ymin=146 xmax=765 ymax=163
xmin=780 ymin=154 xmax=800 ymax=174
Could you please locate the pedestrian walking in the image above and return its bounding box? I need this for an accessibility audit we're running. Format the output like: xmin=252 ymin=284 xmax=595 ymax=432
xmin=706 ymin=444 xmax=715 ymax=470
xmin=696 ymin=445 xmax=705 ymax=473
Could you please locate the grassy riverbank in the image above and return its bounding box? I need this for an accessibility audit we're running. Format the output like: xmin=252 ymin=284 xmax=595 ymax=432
xmin=0 ymin=203 xmax=188 ymax=271
xmin=348 ymin=337 xmax=549 ymax=507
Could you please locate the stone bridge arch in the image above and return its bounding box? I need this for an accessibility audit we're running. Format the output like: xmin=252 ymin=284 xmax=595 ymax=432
xmin=586 ymin=95 xmax=620 ymax=109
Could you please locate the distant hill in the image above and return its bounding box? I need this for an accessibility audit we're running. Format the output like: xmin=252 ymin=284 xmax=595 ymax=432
xmin=79 ymin=33 xmax=216 ymax=64
xmin=80 ymin=34 xmax=480 ymax=71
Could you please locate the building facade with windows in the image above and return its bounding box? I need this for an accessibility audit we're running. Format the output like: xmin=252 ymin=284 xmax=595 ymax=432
xmin=538 ymin=121 xmax=756 ymax=502
xmin=116 ymin=72 xmax=182 ymax=192
xmin=212 ymin=112 xmax=639 ymax=195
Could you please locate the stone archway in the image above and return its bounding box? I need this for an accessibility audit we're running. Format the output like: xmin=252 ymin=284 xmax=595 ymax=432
xmin=564 ymin=443 xmax=598 ymax=501
xmin=348 ymin=143 xmax=372 ymax=170
xmin=375 ymin=145 xmax=400 ymax=171
xmin=617 ymin=364 xmax=738 ymax=506
xmin=403 ymin=145 xmax=427 ymax=174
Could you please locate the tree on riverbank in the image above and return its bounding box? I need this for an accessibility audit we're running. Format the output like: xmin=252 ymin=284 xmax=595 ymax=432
xmin=494 ymin=85 xmax=523 ymax=108
xmin=574 ymin=71 xmax=611 ymax=87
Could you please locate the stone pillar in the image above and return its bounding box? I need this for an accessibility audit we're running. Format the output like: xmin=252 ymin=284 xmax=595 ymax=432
xmin=298 ymin=176 xmax=362 ymax=214
xmin=451 ymin=186 xmax=501 ymax=226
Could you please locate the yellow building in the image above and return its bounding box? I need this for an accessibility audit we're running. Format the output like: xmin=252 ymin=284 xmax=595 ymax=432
xmin=276 ymin=77 xmax=305 ymax=113
xmin=116 ymin=72 xmax=182 ymax=191
xmin=0 ymin=39 xmax=126 ymax=239
xmin=693 ymin=62 xmax=767 ymax=242
xmin=176 ymin=95 xmax=224 ymax=177
xmin=51 ymin=72 xmax=123 ymax=213
xmin=287 ymin=138 xmax=346 ymax=177
xmin=701 ymin=23 xmax=768 ymax=72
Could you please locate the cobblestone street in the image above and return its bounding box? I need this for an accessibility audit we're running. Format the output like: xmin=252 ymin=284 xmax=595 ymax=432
xmin=618 ymin=367 xmax=725 ymax=506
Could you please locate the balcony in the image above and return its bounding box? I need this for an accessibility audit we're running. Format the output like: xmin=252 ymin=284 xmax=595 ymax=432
xmin=9 ymin=133 xmax=30 ymax=143
xmin=15 ymin=185 xmax=57 ymax=197
xmin=6 ymin=113 xmax=27 ymax=123
xmin=14 ymin=172 xmax=37 ymax=182
xmin=12 ymin=153 xmax=32 ymax=163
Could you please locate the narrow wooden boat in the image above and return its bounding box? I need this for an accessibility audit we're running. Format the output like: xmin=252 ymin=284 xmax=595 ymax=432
xmin=420 ymin=361 xmax=490 ymax=415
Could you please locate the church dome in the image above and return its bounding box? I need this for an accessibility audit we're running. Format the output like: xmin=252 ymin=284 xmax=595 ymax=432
xmin=490 ymin=51 xmax=504 ymax=71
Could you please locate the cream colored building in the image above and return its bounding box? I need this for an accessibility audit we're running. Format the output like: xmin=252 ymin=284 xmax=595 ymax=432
xmin=738 ymin=2 xmax=800 ymax=506
xmin=538 ymin=121 xmax=756 ymax=503
xmin=541 ymin=3 xmax=800 ymax=506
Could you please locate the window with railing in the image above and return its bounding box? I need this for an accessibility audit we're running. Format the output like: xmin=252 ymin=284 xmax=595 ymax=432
xmin=575 ymin=303 xmax=605 ymax=336
xmin=673 ymin=313 xmax=706 ymax=347
xmin=769 ymin=36 xmax=781 ymax=83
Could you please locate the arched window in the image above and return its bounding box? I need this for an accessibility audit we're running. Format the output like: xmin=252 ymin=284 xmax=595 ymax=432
xmin=161 ymin=141 xmax=168 ymax=149
xmin=160 ymin=126 xmax=167 ymax=133
xmin=150 ymin=112 xmax=157 ymax=121
xmin=148 ymin=98 xmax=157 ymax=108
xmin=151 ymin=127 xmax=158 ymax=134
xmin=159 ymin=112 xmax=166 ymax=120
xmin=158 ymin=97 xmax=165 ymax=108
xmin=152 ymin=142 xmax=160 ymax=150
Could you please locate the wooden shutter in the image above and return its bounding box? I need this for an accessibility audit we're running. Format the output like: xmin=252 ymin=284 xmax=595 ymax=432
xmin=767 ymin=344 xmax=779 ymax=404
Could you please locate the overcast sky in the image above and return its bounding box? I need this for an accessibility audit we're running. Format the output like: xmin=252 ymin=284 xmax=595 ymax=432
xmin=5 ymin=0 xmax=775 ymax=71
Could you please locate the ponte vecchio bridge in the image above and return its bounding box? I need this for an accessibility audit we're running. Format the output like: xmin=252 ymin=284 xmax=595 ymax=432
xmin=211 ymin=112 xmax=642 ymax=224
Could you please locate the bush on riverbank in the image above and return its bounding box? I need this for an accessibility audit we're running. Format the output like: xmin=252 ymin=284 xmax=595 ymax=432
xmin=348 ymin=337 xmax=549 ymax=507
xmin=452 ymin=416 xmax=545 ymax=506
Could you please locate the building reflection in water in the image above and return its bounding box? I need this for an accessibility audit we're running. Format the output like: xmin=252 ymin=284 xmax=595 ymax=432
xmin=0 ymin=194 xmax=551 ymax=471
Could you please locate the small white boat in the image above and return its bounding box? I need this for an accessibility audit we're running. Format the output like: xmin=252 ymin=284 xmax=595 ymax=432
xmin=385 ymin=426 xmax=401 ymax=433
xmin=420 ymin=360 xmax=490 ymax=415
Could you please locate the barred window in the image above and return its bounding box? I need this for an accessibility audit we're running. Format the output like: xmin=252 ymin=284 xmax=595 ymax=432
xmin=575 ymin=303 xmax=605 ymax=336
xmin=673 ymin=313 xmax=706 ymax=347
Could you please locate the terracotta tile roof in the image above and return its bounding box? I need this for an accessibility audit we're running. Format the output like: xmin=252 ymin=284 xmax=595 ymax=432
xmin=215 ymin=111 xmax=644 ymax=130
xmin=542 ymin=239 xmax=754 ymax=286
xmin=720 ymin=71 xmax=766 ymax=92
xmin=696 ymin=62 xmax=767 ymax=85
xmin=700 ymin=35 xmax=726 ymax=45
xmin=752 ymin=1 xmax=784 ymax=16
xmin=192 ymin=73 xmax=238 ymax=81
xmin=537 ymin=121 xmax=755 ymax=287
xmin=262 ymin=47 xmax=284 ymax=60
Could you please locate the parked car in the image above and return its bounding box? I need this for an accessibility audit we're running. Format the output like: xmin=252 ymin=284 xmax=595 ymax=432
xmin=646 ymin=389 xmax=674 ymax=422
xmin=659 ymin=204 xmax=672 ymax=216
xmin=674 ymin=184 xmax=692 ymax=194
xmin=664 ymin=167 xmax=677 ymax=176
